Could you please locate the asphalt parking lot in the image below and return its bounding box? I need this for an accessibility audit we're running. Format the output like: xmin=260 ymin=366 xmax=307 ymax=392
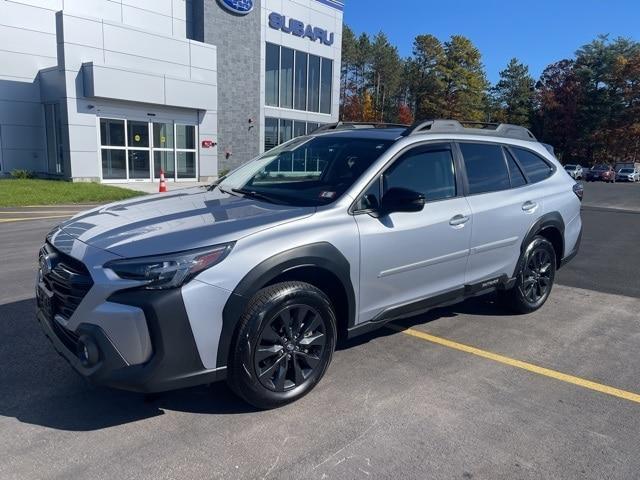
xmin=1 ymin=182 xmax=639 ymax=479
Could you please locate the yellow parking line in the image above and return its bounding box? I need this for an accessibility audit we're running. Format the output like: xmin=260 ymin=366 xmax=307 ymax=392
xmin=388 ymin=325 xmax=640 ymax=405
xmin=0 ymin=215 xmax=71 ymax=223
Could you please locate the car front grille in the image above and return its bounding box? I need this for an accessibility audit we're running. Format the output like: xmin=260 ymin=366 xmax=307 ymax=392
xmin=39 ymin=243 xmax=93 ymax=321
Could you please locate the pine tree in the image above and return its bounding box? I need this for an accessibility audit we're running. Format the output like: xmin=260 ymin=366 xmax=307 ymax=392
xmin=440 ymin=35 xmax=488 ymax=121
xmin=492 ymin=58 xmax=535 ymax=127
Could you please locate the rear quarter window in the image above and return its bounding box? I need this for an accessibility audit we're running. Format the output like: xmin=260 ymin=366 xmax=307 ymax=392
xmin=512 ymin=147 xmax=554 ymax=183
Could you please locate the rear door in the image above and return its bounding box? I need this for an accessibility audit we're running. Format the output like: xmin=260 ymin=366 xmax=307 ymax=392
xmin=354 ymin=142 xmax=472 ymax=322
xmin=459 ymin=142 xmax=542 ymax=284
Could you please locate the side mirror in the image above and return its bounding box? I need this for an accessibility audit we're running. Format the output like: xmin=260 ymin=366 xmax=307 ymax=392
xmin=380 ymin=187 xmax=426 ymax=214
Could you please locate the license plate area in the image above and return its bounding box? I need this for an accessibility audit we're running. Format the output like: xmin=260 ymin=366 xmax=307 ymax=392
xmin=37 ymin=282 xmax=55 ymax=322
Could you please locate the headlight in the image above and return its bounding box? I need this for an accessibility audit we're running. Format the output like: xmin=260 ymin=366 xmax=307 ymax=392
xmin=104 ymin=243 xmax=234 ymax=289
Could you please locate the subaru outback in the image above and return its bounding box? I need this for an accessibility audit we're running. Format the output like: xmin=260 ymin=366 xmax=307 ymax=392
xmin=36 ymin=120 xmax=582 ymax=408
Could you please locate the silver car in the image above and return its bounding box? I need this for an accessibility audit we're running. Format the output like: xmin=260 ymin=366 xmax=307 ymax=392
xmin=36 ymin=120 xmax=583 ymax=408
xmin=616 ymin=167 xmax=640 ymax=182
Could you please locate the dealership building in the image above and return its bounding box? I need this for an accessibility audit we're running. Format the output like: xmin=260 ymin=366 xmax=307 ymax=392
xmin=0 ymin=0 xmax=343 ymax=183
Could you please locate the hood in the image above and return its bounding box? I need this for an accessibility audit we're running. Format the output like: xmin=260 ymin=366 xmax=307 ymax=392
xmin=55 ymin=187 xmax=315 ymax=257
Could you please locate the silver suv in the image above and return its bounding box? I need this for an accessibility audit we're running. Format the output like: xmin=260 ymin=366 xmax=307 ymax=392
xmin=36 ymin=120 xmax=583 ymax=408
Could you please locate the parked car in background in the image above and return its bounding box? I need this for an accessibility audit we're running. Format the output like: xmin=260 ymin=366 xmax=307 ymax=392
xmin=586 ymin=164 xmax=616 ymax=182
xmin=564 ymin=164 xmax=583 ymax=180
xmin=616 ymin=167 xmax=640 ymax=182
xmin=614 ymin=162 xmax=640 ymax=173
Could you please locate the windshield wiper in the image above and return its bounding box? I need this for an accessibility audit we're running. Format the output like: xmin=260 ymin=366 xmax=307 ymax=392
xmin=207 ymin=176 xmax=227 ymax=191
xmin=231 ymin=188 xmax=283 ymax=204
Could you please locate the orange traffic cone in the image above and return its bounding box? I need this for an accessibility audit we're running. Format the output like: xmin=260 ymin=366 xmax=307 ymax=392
xmin=159 ymin=168 xmax=168 ymax=193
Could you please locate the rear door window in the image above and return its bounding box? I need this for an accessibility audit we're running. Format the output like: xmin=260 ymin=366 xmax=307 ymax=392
xmin=512 ymin=147 xmax=553 ymax=183
xmin=459 ymin=143 xmax=510 ymax=194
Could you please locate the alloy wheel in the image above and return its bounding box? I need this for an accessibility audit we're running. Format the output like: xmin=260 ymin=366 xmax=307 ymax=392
xmin=521 ymin=249 xmax=553 ymax=303
xmin=254 ymin=305 xmax=327 ymax=392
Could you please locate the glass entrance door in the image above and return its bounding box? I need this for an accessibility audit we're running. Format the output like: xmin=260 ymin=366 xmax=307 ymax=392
xmin=152 ymin=123 xmax=197 ymax=181
xmin=153 ymin=122 xmax=175 ymax=180
xmin=100 ymin=117 xmax=197 ymax=182
xmin=127 ymin=121 xmax=151 ymax=180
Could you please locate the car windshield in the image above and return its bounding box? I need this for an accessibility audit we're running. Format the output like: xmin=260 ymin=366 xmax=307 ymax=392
xmin=565 ymin=165 xmax=577 ymax=170
xmin=592 ymin=165 xmax=607 ymax=171
xmin=619 ymin=168 xmax=634 ymax=173
xmin=217 ymin=135 xmax=394 ymax=207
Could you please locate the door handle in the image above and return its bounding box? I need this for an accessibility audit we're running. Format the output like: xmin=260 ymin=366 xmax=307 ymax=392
xmin=449 ymin=214 xmax=470 ymax=227
xmin=522 ymin=201 xmax=538 ymax=212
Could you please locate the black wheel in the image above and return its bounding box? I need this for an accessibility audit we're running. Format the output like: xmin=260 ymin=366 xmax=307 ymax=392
xmin=227 ymin=281 xmax=336 ymax=409
xmin=499 ymin=236 xmax=556 ymax=314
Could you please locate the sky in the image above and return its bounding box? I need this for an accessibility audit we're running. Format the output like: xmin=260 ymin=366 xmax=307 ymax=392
xmin=342 ymin=0 xmax=640 ymax=84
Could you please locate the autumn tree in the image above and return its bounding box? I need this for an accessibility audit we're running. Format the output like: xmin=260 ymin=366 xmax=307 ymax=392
xmin=532 ymin=60 xmax=580 ymax=162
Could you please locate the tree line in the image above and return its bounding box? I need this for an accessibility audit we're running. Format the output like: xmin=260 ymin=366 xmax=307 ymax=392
xmin=340 ymin=27 xmax=640 ymax=164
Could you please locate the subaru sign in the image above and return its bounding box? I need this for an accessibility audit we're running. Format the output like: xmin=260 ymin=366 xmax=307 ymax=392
xmin=218 ymin=0 xmax=254 ymax=15
xmin=268 ymin=12 xmax=335 ymax=46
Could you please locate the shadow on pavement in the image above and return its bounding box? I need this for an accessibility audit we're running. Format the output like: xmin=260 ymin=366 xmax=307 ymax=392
xmin=1 ymin=293 xmax=507 ymax=432
xmin=0 ymin=298 xmax=258 ymax=432
xmin=338 ymin=293 xmax=511 ymax=350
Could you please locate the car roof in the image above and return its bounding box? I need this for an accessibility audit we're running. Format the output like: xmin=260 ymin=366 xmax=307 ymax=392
xmin=310 ymin=128 xmax=406 ymax=141
xmin=310 ymin=120 xmax=540 ymax=145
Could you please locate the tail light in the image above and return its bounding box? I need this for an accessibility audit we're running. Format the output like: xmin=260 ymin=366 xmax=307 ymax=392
xmin=573 ymin=182 xmax=584 ymax=201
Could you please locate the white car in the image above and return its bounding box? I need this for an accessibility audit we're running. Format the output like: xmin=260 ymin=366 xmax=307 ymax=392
xmin=564 ymin=164 xmax=583 ymax=180
xmin=616 ymin=167 xmax=640 ymax=182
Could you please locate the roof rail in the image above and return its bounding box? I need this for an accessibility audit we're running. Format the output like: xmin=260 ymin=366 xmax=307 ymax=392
xmin=313 ymin=122 xmax=409 ymax=133
xmin=402 ymin=119 xmax=537 ymax=142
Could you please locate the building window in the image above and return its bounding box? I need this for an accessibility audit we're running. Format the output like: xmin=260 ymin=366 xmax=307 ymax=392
xmin=279 ymin=119 xmax=293 ymax=144
xmin=44 ymin=103 xmax=63 ymax=175
xmin=153 ymin=123 xmax=175 ymax=178
xmin=265 ymin=118 xmax=279 ymax=151
xmin=99 ymin=118 xmax=197 ymax=181
xmin=308 ymin=54 xmax=321 ymax=113
xmin=176 ymin=124 xmax=197 ymax=179
xmin=100 ymin=119 xmax=127 ymax=180
xmin=320 ymin=58 xmax=333 ymax=114
xmin=293 ymin=120 xmax=306 ymax=138
xmin=264 ymin=117 xmax=326 ymax=151
xmin=265 ymin=43 xmax=333 ymax=114
xmin=266 ymin=43 xmax=280 ymax=107
xmin=280 ymin=47 xmax=294 ymax=109
xmin=294 ymin=51 xmax=308 ymax=111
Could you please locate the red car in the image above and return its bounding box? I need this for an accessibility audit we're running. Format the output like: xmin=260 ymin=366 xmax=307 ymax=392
xmin=585 ymin=164 xmax=616 ymax=182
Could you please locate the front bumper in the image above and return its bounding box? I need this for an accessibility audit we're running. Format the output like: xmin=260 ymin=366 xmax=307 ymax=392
xmin=37 ymin=288 xmax=226 ymax=393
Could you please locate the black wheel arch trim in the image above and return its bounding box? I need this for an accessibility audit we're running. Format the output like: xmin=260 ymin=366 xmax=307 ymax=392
xmin=219 ymin=242 xmax=355 ymax=368
xmin=513 ymin=212 xmax=565 ymax=277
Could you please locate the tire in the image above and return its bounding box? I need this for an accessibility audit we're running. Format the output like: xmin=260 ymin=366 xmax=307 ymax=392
xmin=499 ymin=236 xmax=557 ymax=314
xmin=227 ymin=281 xmax=337 ymax=409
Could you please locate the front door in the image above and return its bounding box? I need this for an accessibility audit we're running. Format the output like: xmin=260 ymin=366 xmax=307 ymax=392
xmin=354 ymin=142 xmax=472 ymax=322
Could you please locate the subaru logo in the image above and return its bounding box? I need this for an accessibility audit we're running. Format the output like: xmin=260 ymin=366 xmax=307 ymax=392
xmin=39 ymin=254 xmax=53 ymax=276
xmin=218 ymin=0 xmax=254 ymax=15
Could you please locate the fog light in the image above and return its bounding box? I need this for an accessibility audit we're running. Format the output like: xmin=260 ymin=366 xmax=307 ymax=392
xmin=77 ymin=335 xmax=100 ymax=367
